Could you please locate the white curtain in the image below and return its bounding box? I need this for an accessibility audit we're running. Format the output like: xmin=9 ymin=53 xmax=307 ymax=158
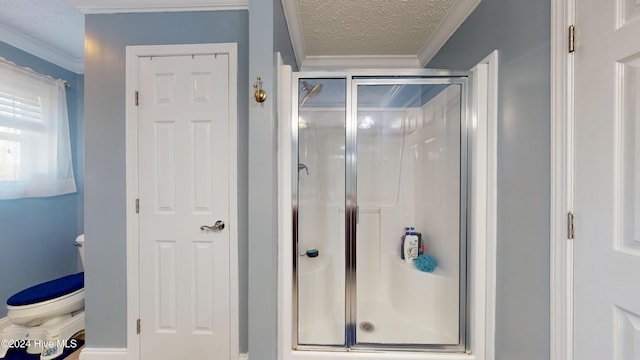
xmin=0 ymin=58 xmax=77 ymax=199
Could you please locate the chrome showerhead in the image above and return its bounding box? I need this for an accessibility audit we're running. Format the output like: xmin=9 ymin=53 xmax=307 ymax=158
xmin=300 ymin=80 xmax=323 ymax=107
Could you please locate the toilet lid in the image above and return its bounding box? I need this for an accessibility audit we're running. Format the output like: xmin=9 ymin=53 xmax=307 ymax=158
xmin=7 ymin=272 xmax=84 ymax=306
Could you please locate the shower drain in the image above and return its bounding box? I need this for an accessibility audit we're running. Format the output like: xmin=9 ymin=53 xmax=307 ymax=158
xmin=359 ymin=321 xmax=375 ymax=333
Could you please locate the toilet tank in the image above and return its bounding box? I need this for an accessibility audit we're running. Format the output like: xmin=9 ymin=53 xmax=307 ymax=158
xmin=75 ymin=234 xmax=85 ymax=268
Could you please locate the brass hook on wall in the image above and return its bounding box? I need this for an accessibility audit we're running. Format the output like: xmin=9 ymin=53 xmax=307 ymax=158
xmin=253 ymin=76 xmax=267 ymax=103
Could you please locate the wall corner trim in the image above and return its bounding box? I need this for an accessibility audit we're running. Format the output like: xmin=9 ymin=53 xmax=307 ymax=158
xmin=469 ymin=49 xmax=499 ymax=360
xmin=79 ymin=348 xmax=128 ymax=360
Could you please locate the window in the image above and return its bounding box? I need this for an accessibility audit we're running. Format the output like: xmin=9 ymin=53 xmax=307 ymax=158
xmin=0 ymin=57 xmax=76 ymax=199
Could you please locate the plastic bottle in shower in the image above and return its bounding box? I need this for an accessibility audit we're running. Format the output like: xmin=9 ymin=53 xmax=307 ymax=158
xmin=400 ymin=227 xmax=410 ymax=260
xmin=415 ymin=230 xmax=424 ymax=255
xmin=404 ymin=227 xmax=419 ymax=263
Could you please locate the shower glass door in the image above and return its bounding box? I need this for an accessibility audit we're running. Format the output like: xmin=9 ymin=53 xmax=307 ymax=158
xmin=351 ymin=79 xmax=466 ymax=349
xmin=295 ymin=77 xmax=347 ymax=347
xmin=294 ymin=73 xmax=468 ymax=352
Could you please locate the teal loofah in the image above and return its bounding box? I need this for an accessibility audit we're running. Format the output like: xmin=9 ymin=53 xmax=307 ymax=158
xmin=413 ymin=254 xmax=437 ymax=272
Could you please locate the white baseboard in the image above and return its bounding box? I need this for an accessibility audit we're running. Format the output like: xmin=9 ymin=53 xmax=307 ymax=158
xmin=79 ymin=348 xmax=243 ymax=360
xmin=79 ymin=347 xmax=128 ymax=360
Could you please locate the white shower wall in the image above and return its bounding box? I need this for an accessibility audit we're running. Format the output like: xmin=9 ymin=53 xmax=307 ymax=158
xmin=297 ymin=85 xmax=461 ymax=345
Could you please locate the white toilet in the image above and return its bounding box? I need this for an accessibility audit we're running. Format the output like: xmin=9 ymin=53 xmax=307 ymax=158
xmin=0 ymin=235 xmax=86 ymax=360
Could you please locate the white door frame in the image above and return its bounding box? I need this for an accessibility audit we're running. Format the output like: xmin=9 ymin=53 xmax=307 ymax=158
xmin=550 ymin=1 xmax=575 ymax=360
xmin=124 ymin=43 xmax=239 ymax=360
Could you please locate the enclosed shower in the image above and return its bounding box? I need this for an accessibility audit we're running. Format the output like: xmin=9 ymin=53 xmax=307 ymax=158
xmin=281 ymin=70 xmax=470 ymax=355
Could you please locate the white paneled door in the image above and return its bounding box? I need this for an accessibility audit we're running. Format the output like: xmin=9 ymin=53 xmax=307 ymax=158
xmin=574 ymin=1 xmax=640 ymax=359
xmin=137 ymin=53 xmax=230 ymax=360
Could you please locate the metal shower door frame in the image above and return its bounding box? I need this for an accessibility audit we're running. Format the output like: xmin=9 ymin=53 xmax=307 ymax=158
xmin=291 ymin=69 xmax=472 ymax=354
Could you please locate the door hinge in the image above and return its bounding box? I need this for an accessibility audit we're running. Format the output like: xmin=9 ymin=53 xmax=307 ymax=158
xmin=135 ymin=198 xmax=140 ymax=214
xmin=567 ymin=211 xmax=575 ymax=239
xmin=569 ymin=25 xmax=576 ymax=53
xmin=135 ymin=91 xmax=139 ymax=106
xmin=136 ymin=319 xmax=141 ymax=334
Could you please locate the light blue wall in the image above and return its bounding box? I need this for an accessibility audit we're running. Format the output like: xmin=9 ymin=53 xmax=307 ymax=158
xmin=84 ymin=11 xmax=249 ymax=349
xmin=247 ymin=0 xmax=297 ymax=358
xmin=428 ymin=0 xmax=550 ymax=359
xmin=274 ymin=0 xmax=298 ymax=71
xmin=248 ymin=1 xmax=278 ymax=358
xmin=0 ymin=41 xmax=84 ymax=317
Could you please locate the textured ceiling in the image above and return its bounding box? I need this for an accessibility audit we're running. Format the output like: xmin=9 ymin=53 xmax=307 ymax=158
xmin=298 ymin=0 xmax=456 ymax=56
xmin=0 ymin=0 xmax=84 ymax=65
